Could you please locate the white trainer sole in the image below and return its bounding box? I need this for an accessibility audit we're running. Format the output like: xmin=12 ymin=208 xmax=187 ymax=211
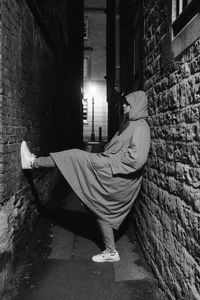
xmin=20 ymin=141 xmax=31 ymax=169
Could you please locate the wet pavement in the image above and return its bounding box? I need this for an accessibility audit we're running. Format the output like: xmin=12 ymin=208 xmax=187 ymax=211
xmin=4 ymin=176 xmax=164 ymax=300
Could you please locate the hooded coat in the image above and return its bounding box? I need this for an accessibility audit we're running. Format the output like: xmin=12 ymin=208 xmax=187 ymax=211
xmin=50 ymin=90 xmax=150 ymax=229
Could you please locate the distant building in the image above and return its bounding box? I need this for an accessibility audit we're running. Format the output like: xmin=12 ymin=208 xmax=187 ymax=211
xmin=83 ymin=0 xmax=107 ymax=142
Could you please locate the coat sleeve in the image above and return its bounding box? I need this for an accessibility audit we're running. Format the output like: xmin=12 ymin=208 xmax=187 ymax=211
xmin=109 ymin=126 xmax=150 ymax=175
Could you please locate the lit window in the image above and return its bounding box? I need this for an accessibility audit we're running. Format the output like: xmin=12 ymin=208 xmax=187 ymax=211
xmin=172 ymin=0 xmax=200 ymax=36
xmin=84 ymin=17 xmax=88 ymax=39
xmin=83 ymin=98 xmax=88 ymax=123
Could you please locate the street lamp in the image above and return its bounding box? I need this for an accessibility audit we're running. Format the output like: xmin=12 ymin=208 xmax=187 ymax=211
xmin=90 ymin=84 xmax=96 ymax=141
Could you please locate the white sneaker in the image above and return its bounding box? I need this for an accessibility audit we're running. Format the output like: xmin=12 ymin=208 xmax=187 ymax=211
xmin=92 ymin=249 xmax=120 ymax=263
xmin=20 ymin=141 xmax=36 ymax=169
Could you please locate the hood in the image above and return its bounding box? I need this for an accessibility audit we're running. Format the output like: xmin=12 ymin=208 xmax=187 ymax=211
xmin=125 ymin=90 xmax=148 ymax=121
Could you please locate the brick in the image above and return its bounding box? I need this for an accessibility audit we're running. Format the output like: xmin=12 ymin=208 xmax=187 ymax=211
xmin=134 ymin=0 xmax=200 ymax=298
xmin=0 ymin=0 xmax=83 ymax=293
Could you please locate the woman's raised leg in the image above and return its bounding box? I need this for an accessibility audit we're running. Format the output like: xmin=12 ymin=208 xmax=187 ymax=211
xmin=21 ymin=141 xmax=56 ymax=169
xmin=33 ymin=156 xmax=56 ymax=168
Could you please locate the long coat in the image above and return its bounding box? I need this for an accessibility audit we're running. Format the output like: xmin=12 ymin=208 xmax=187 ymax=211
xmin=50 ymin=91 xmax=150 ymax=229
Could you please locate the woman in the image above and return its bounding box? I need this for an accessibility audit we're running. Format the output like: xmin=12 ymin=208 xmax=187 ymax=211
xmin=21 ymin=90 xmax=150 ymax=263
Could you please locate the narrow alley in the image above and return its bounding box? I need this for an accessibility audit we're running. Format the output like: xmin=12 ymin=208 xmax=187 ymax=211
xmin=6 ymin=175 xmax=163 ymax=300
xmin=1 ymin=0 xmax=200 ymax=299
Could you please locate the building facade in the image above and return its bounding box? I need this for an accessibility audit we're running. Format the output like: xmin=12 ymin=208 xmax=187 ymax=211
xmin=83 ymin=0 xmax=107 ymax=142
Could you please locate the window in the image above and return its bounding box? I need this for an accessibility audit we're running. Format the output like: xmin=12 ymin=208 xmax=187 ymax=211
xmin=82 ymin=98 xmax=88 ymax=123
xmin=161 ymin=0 xmax=200 ymax=66
xmin=172 ymin=0 xmax=200 ymax=36
xmin=173 ymin=0 xmax=192 ymax=19
xmin=84 ymin=16 xmax=89 ymax=39
xmin=84 ymin=57 xmax=90 ymax=79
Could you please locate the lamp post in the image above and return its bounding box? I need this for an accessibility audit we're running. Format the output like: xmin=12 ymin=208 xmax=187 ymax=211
xmin=90 ymin=84 xmax=96 ymax=141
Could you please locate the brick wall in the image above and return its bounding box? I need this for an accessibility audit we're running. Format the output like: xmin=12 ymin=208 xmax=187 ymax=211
xmin=0 ymin=0 xmax=83 ymax=294
xmin=133 ymin=1 xmax=200 ymax=299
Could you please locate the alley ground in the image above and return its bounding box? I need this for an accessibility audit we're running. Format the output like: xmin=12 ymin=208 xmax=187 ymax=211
xmin=4 ymin=143 xmax=164 ymax=300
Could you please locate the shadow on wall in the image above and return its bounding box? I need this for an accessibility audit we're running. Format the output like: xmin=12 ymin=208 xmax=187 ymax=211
xmin=22 ymin=171 xmax=40 ymax=210
xmin=22 ymin=168 xmax=60 ymax=211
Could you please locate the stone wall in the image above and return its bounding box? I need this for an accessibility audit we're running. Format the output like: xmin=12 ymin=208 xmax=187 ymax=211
xmin=0 ymin=0 xmax=83 ymax=295
xmin=134 ymin=1 xmax=200 ymax=299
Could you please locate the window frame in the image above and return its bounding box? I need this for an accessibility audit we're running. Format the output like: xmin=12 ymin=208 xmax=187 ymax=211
xmin=82 ymin=98 xmax=88 ymax=124
xmin=161 ymin=0 xmax=200 ymax=67
xmin=83 ymin=55 xmax=91 ymax=80
xmin=172 ymin=0 xmax=200 ymax=37
xmin=84 ymin=16 xmax=89 ymax=40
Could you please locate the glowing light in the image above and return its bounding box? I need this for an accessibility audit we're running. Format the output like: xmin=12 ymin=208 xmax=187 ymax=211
xmin=89 ymin=83 xmax=96 ymax=96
